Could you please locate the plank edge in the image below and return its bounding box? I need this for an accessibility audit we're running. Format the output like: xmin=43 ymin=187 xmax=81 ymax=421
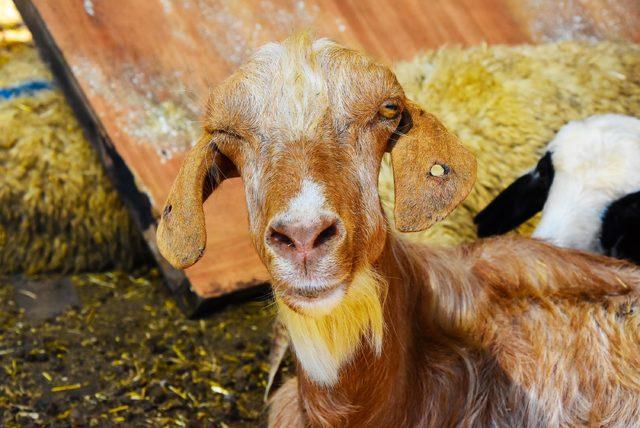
xmin=13 ymin=0 xmax=268 ymax=317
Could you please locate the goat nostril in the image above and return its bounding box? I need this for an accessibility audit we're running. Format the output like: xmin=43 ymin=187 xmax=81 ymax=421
xmin=269 ymin=229 xmax=295 ymax=249
xmin=313 ymin=223 xmax=338 ymax=248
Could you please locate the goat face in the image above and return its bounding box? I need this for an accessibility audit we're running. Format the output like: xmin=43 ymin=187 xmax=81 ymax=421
xmin=157 ymin=35 xmax=476 ymax=316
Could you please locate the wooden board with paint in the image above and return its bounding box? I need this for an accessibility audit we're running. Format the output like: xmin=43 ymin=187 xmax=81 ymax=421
xmin=14 ymin=0 xmax=640 ymax=312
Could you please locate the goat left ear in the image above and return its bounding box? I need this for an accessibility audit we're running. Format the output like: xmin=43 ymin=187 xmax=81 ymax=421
xmin=389 ymin=101 xmax=476 ymax=232
xmin=156 ymin=132 xmax=238 ymax=269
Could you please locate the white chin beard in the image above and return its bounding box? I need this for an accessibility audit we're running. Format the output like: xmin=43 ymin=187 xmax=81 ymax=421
xmin=276 ymin=269 xmax=386 ymax=387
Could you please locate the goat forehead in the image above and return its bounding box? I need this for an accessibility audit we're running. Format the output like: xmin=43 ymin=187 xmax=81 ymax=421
xmin=224 ymin=39 xmax=397 ymax=139
xmin=243 ymin=43 xmax=328 ymax=136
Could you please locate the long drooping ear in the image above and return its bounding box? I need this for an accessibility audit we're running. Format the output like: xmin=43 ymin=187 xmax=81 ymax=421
xmin=156 ymin=132 xmax=238 ymax=269
xmin=389 ymin=101 xmax=476 ymax=232
xmin=474 ymin=151 xmax=554 ymax=237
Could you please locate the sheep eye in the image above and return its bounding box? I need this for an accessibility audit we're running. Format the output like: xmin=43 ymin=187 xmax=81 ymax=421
xmin=379 ymin=101 xmax=400 ymax=119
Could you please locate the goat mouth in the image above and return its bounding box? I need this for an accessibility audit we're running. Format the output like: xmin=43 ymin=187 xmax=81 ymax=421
xmin=281 ymin=283 xmax=346 ymax=313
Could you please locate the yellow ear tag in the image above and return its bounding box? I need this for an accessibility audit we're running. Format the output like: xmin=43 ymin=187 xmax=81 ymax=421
xmin=430 ymin=164 xmax=446 ymax=177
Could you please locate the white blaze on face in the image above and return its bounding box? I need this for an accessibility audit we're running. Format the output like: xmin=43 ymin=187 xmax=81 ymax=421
xmin=533 ymin=114 xmax=640 ymax=251
xmin=271 ymin=178 xmax=341 ymax=290
xmin=281 ymin=178 xmax=327 ymax=224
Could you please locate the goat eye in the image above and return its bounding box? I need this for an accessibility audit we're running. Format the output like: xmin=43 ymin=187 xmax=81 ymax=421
xmin=379 ymin=102 xmax=400 ymax=119
xmin=218 ymin=129 xmax=243 ymax=141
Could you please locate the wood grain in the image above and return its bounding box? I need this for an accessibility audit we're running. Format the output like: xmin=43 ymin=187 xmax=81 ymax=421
xmin=17 ymin=0 xmax=639 ymax=301
xmin=510 ymin=0 xmax=640 ymax=43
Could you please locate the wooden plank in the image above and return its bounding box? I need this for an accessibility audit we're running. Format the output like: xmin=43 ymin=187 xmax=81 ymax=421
xmin=509 ymin=0 xmax=640 ymax=43
xmin=15 ymin=0 xmax=639 ymax=308
xmin=12 ymin=0 xmax=249 ymax=317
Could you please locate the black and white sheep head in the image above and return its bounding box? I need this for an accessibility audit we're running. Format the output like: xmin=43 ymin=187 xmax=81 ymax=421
xmin=474 ymin=114 xmax=640 ymax=262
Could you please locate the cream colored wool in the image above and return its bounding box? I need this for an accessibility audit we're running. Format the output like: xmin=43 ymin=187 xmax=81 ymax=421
xmin=381 ymin=41 xmax=640 ymax=246
xmin=0 ymin=44 xmax=147 ymax=274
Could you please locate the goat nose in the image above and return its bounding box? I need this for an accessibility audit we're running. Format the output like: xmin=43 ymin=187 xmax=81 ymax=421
xmin=267 ymin=215 xmax=342 ymax=258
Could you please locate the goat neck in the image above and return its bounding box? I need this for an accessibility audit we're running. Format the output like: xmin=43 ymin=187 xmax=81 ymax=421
xmin=295 ymin=233 xmax=478 ymax=427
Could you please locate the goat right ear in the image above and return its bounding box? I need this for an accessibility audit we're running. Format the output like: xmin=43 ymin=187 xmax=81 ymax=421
xmin=388 ymin=101 xmax=476 ymax=232
xmin=156 ymin=132 xmax=238 ymax=269
xmin=474 ymin=151 xmax=554 ymax=237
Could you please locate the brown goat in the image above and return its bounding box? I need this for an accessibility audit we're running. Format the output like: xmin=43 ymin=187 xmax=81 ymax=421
xmin=156 ymin=34 xmax=640 ymax=427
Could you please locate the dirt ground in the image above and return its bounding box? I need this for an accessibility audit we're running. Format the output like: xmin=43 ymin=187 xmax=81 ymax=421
xmin=0 ymin=269 xmax=289 ymax=427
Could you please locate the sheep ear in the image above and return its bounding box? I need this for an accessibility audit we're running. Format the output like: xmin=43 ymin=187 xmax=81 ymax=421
xmin=389 ymin=101 xmax=476 ymax=232
xmin=156 ymin=132 xmax=238 ymax=269
xmin=474 ymin=151 xmax=554 ymax=237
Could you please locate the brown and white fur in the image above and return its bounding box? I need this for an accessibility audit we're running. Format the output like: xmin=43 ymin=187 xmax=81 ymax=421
xmin=156 ymin=34 xmax=640 ymax=427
